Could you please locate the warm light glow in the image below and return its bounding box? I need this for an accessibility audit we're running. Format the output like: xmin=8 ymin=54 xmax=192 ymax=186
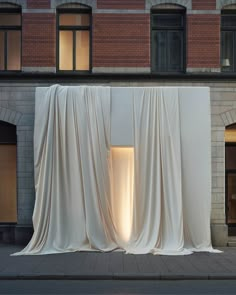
xmin=111 ymin=147 xmax=134 ymax=244
xmin=76 ymin=31 xmax=90 ymax=70
xmin=59 ymin=30 xmax=90 ymax=71
xmin=7 ymin=31 xmax=21 ymax=70
xmin=225 ymin=129 xmax=236 ymax=142
xmin=59 ymin=31 xmax=73 ymax=70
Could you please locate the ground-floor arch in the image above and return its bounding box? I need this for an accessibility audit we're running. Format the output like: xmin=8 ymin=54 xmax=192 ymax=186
xmin=0 ymin=120 xmax=17 ymax=223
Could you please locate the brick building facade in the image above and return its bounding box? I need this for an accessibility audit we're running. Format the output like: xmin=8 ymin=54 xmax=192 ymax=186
xmin=0 ymin=0 xmax=236 ymax=246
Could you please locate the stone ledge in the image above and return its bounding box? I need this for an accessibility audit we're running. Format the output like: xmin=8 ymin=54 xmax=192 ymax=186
xmin=211 ymin=224 xmax=228 ymax=247
xmin=187 ymin=68 xmax=221 ymax=73
xmin=2 ymin=272 xmax=236 ymax=280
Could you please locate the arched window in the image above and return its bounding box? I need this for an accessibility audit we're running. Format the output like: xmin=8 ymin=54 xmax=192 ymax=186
xmin=225 ymin=123 xmax=236 ymax=228
xmin=57 ymin=3 xmax=91 ymax=72
xmin=221 ymin=5 xmax=236 ymax=72
xmin=0 ymin=3 xmax=21 ymax=71
xmin=151 ymin=4 xmax=186 ymax=73
xmin=0 ymin=121 xmax=17 ymax=223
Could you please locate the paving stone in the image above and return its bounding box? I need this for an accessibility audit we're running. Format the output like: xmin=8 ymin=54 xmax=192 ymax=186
xmin=0 ymin=245 xmax=236 ymax=280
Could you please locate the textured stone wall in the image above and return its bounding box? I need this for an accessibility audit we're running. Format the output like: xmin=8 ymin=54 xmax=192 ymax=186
xmin=22 ymin=14 xmax=56 ymax=69
xmin=187 ymin=15 xmax=221 ymax=71
xmin=192 ymin=0 xmax=216 ymax=10
xmin=97 ymin=0 xmax=145 ymax=9
xmin=0 ymin=85 xmax=35 ymax=226
xmin=93 ymin=14 xmax=150 ymax=68
xmin=211 ymin=86 xmax=236 ymax=224
xmin=27 ymin=0 xmax=51 ymax=8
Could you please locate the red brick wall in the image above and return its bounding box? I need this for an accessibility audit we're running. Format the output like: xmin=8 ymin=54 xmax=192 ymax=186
xmin=97 ymin=0 xmax=145 ymax=10
xmin=22 ymin=14 xmax=56 ymax=67
xmin=192 ymin=0 xmax=216 ymax=10
xmin=27 ymin=0 xmax=51 ymax=9
xmin=187 ymin=15 xmax=220 ymax=68
xmin=93 ymin=14 xmax=150 ymax=67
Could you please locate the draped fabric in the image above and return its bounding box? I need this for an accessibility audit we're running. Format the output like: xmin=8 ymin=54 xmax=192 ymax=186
xmin=15 ymin=85 xmax=117 ymax=255
xmin=128 ymin=88 xmax=187 ymax=255
xmin=13 ymin=85 xmax=218 ymax=256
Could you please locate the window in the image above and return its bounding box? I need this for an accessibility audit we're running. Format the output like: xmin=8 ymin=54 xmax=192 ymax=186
xmin=0 ymin=121 xmax=17 ymax=223
xmin=225 ymin=124 xmax=236 ymax=226
xmin=221 ymin=10 xmax=236 ymax=72
xmin=0 ymin=5 xmax=21 ymax=71
xmin=57 ymin=3 xmax=91 ymax=72
xmin=151 ymin=7 xmax=185 ymax=73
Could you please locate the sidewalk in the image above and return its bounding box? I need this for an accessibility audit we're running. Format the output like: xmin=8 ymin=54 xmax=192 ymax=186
xmin=1 ymin=244 xmax=236 ymax=280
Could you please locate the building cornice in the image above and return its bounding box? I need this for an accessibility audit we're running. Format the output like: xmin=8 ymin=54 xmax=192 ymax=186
xmin=1 ymin=72 xmax=236 ymax=83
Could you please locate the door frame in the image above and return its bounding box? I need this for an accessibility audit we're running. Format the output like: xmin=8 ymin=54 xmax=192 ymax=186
xmin=225 ymin=169 xmax=236 ymax=225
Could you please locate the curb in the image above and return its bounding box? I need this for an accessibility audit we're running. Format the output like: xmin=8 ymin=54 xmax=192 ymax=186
xmin=1 ymin=273 xmax=236 ymax=280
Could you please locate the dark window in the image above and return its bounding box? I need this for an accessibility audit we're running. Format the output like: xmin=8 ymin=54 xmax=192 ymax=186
xmin=0 ymin=9 xmax=21 ymax=71
xmin=225 ymin=123 xmax=236 ymax=227
xmin=57 ymin=4 xmax=91 ymax=72
xmin=151 ymin=10 xmax=185 ymax=73
xmin=221 ymin=12 xmax=236 ymax=72
xmin=0 ymin=121 xmax=16 ymax=143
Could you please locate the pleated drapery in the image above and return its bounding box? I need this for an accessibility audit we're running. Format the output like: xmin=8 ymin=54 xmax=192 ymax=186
xmin=13 ymin=85 xmax=218 ymax=256
xmin=128 ymin=88 xmax=187 ymax=255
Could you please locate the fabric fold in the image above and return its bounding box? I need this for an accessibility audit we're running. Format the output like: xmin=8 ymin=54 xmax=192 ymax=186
xmin=13 ymin=85 xmax=218 ymax=256
xmin=13 ymin=85 xmax=116 ymax=255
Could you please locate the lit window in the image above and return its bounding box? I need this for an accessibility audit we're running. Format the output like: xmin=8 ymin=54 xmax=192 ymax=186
xmin=57 ymin=4 xmax=91 ymax=72
xmin=151 ymin=5 xmax=186 ymax=73
xmin=0 ymin=6 xmax=21 ymax=71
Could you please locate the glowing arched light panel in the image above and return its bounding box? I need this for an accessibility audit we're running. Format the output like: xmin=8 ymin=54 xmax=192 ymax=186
xmin=111 ymin=147 xmax=134 ymax=244
xmin=225 ymin=129 xmax=236 ymax=142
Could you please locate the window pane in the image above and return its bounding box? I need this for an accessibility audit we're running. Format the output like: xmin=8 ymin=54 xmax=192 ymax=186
xmin=226 ymin=145 xmax=236 ymax=169
xmin=152 ymin=31 xmax=167 ymax=72
xmin=168 ymin=31 xmax=183 ymax=71
xmin=152 ymin=14 xmax=183 ymax=28
xmin=7 ymin=31 xmax=21 ymax=70
xmin=221 ymin=31 xmax=234 ymax=72
xmin=227 ymin=173 xmax=236 ymax=224
xmin=76 ymin=31 xmax=89 ymax=70
xmin=59 ymin=14 xmax=90 ymax=26
xmin=0 ymin=144 xmax=17 ymax=223
xmin=222 ymin=15 xmax=236 ymax=29
xmin=0 ymin=14 xmax=21 ymax=26
xmin=0 ymin=32 xmax=4 ymax=70
xmin=59 ymin=31 xmax=73 ymax=70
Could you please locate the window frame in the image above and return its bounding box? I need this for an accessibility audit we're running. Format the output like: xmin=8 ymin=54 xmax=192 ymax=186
xmin=225 ymin=142 xmax=236 ymax=225
xmin=221 ymin=10 xmax=236 ymax=73
xmin=0 ymin=7 xmax=22 ymax=72
xmin=56 ymin=7 xmax=92 ymax=73
xmin=151 ymin=8 xmax=186 ymax=74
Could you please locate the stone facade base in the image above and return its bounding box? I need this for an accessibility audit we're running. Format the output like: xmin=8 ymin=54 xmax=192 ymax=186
xmin=0 ymin=225 xmax=15 ymax=243
xmin=211 ymin=224 xmax=228 ymax=247
xmin=0 ymin=223 xmax=229 ymax=247
xmin=14 ymin=225 xmax=33 ymax=245
xmin=0 ymin=225 xmax=33 ymax=245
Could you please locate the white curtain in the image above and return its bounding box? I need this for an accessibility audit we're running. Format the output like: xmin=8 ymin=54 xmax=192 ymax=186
xmin=127 ymin=88 xmax=187 ymax=255
xmin=13 ymin=85 xmax=218 ymax=256
xmin=15 ymin=85 xmax=117 ymax=255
